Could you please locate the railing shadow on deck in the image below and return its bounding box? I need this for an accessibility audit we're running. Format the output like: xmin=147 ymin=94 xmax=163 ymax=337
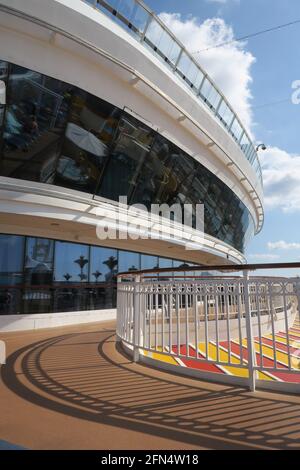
xmin=1 ymin=329 xmax=300 ymax=449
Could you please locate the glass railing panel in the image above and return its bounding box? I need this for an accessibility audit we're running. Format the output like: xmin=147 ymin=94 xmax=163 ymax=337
xmin=200 ymin=78 xmax=221 ymax=111
xmin=157 ymin=29 xmax=175 ymax=58
xmin=176 ymin=51 xmax=192 ymax=79
xmin=114 ymin=0 xmax=149 ymax=36
xmin=116 ymin=0 xmax=136 ymax=20
xmin=131 ymin=3 xmax=150 ymax=34
xmin=145 ymin=17 xmax=164 ymax=49
xmin=104 ymin=0 xmax=120 ymax=9
xmin=240 ymin=132 xmax=251 ymax=157
xmin=230 ymin=118 xmax=243 ymax=142
xmin=216 ymin=99 xmax=234 ymax=129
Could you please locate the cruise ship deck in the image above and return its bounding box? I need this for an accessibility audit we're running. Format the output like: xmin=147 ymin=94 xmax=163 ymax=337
xmin=1 ymin=320 xmax=300 ymax=450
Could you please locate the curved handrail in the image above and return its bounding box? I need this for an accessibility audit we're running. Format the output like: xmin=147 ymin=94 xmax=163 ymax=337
xmin=117 ymin=269 xmax=300 ymax=393
xmin=84 ymin=0 xmax=262 ymax=186
xmin=117 ymin=261 xmax=300 ymax=278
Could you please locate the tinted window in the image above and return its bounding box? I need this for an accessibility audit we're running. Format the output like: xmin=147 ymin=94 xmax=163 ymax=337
xmin=54 ymin=241 xmax=89 ymax=282
xmin=24 ymin=237 xmax=54 ymax=285
xmin=118 ymin=250 xmax=140 ymax=273
xmin=1 ymin=64 xmax=70 ymax=182
xmin=54 ymin=90 xmax=120 ymax=194
xmin=0 ymin=234 xmax=24 ymax=285
xmin=98 ymin=114 xmax=155 ymax=202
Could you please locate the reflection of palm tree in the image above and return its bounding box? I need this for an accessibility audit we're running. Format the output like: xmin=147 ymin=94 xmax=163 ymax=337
xmin=128 ymin=265 xmax=138 ymax=272
xmin=103 ymin=256 xmax=118 ymax=306
xmin=74 ymin=255 xmax=88 ymax=281
xmin=63 ymin=273 xmax=72 ymax=282
xmin=92 ymin=270 xmax=102 ymax=282
xmin=103 ymin=256 xmax=118 ymax=275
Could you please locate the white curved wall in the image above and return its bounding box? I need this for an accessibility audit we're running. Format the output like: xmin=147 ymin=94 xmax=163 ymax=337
xmin=0 ymin=0 xmax=263 ymax=232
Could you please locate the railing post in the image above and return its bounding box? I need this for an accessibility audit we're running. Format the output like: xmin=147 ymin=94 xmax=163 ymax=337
xmin=116 ymin=276 xmax=122 ymax=343
xmin=243 ymin=270 xmax=257 ymax=391
xmin=133 ymin=274 xmax=141 ymax=362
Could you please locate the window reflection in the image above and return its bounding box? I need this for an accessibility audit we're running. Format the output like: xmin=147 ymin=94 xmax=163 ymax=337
xmin=0 ymin=232 xmax=255 ymax=315
xmin=0 ymin=60 xmax=255 ymax=253
xmin=1 ymin=64 xmax=70 ymax=182
xmin=118 ymin=250 xmax=140 ymax=273
xmin=54 ymin=241 xmax=89 ymax=282
xmin=90 ymin=246 xmax=118 ymax=282
xmin=24 ymin=237 xmax=54 ymax=286
xmin=23 ymin=289 xmax=53 ymax=314
xmin=0 ymin=234 xmax=24 ymax=285
xmin=99 ymin=114 xmax=155 ymax=202
xmin=55 ymin=90 xmax=120 ymax=193
xmin=141 ymin=255 xmax=158 ymax=271
xmin=0 ymin=288 xmax=22 ymax=314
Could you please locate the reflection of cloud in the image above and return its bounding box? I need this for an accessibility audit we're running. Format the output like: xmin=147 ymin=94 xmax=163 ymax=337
xmin=268 ymin=241 xmax=300 ymax=250
xmin=158 ymin=12 xmax=255 ymax=133
xmin=260 ymin=147 xmax=300 ymax=212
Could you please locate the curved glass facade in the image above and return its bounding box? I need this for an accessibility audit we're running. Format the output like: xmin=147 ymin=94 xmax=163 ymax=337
xmin=0 ymin=60 xmax=254 ymax=251
xmin=86 ymin=0 xmax=262 ymax=183
xmin=0 ymin=233 xmax=198 ymax=315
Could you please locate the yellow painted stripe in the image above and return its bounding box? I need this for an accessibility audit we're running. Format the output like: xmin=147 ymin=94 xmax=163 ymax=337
xmin=143 ymin=347 xmax=179 ymax=365
xmin=240 ymin=338 xmax=290 ymax=368
xmin=197 ymin=342 xmax=248 ymax=377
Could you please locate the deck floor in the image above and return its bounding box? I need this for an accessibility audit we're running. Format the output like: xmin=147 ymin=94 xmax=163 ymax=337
xmin=1 ymin=321 xmax=300 ymax=450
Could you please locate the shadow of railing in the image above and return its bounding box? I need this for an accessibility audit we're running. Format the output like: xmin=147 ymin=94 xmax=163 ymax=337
xmin=1 ymin=329 xmax=300 ymax=449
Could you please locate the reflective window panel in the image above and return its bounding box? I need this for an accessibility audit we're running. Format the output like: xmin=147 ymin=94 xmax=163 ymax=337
xmin=24 ymin=237 xmax=54 ymax=286
xmin=54 ymin=241 xmax=89 ymax=282
xmin=0 ymin=234 xmax=24 ymax=285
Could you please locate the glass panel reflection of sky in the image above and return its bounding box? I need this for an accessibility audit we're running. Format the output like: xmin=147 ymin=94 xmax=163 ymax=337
xmin=90 ymin=246 xmax=118 ymax=282
xmin=141 ymin=255 xmax=159 ymax=271
xmin=0 ymin=234 xmax=24 ymax=285
xmin=54 ymin=241 xmax=89 ymax=282
xmin=118 ymin=251 xmax=140 ymax=273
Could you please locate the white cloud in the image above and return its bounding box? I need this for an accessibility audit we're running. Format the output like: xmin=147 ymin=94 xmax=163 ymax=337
xmin=158 ymin=12 xmax=255 ymax=133
xmin=248 ymin=253 xmax=280 ymax=260
xmin=268 ymin=241 xmax=300 ymax=250
xmin=206 ymin=0 xmax=228 ymax=3
xmin=260 ymin=147 xmax=300 ymax=212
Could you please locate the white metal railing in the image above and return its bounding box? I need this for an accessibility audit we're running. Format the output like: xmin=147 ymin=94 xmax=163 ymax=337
xmin=117 ymin=270 xmax=300 ymax=393
xmin=84 ymin=0 xmax=262 ymax=186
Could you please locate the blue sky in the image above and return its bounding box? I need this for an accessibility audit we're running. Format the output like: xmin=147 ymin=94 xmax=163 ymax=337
xmin=146 ymin=0 xmax=300 ymax=275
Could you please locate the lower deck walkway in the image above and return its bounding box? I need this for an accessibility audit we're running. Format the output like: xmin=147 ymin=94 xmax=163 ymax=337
xmin=1 ymin=321 xmax=300 ymax=450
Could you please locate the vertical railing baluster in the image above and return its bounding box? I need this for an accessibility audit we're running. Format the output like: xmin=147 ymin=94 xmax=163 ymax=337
xmin=162 ymin=287 xmax=165 ymax=352
xmin=204 ymin=287 xmax=209 ymax=360
xmin=194 ymin=287 xmax=199 ymax=359
xmin=256 ymin=281 xmax=263 ymax=369
xmin=225 ymin=283 xmax=231 ymax=363
xmin=169 ymin=286 xmax=172 ymax=354
xmin=237 ymin=281 xmax=243 ymax=364
xmin=283 ymin=282 xmax=292 ymax=370
xmin=214 ymin=283 xmax=220 ymax=363
xmin=176 ymin=288 xmax=180 ymax=356
xmin=133 ymin=275 xmax=141 ymax=362
xmin=155 ymin=290 xmax=158 ymax=351
xmin=269 ymin=282 xmax=277 ymax=370
xmin=185 ymin=286 xmax=189 ymax=357
xmin=244 ymin=271 xmax=257 ymax=391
